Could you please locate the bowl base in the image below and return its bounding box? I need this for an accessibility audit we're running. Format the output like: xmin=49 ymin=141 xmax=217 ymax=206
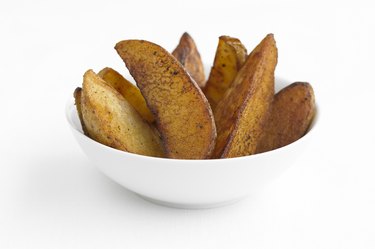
xmin=137 ymin=194 xmax=246 ymax=209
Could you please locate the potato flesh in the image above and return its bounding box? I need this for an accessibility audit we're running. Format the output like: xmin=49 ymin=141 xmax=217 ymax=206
xmin=115 ymin=40 xmax=216 ymax=159
xmin=98 ymin=67 xmax=155 ymax=123
xmin=256 ymin=82 xmax=316 ymax=153
xmin=172 ymin=32 xmax=206 ymax=88
xmin=81 ymin=70 xmax=164 ymax=157
xmin=203 ymin=36 xmax=247 ymax=111
xmin=213 ymin=34 xmax=277 ymax=158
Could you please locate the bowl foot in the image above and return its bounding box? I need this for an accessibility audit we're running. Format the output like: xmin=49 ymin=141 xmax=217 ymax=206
xmin=137 ymin=194 xmax=246 ymax=209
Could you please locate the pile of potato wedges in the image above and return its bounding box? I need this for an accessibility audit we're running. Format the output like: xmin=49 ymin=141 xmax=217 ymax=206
xmin=74 ymin=33 xmax=316 ymax=159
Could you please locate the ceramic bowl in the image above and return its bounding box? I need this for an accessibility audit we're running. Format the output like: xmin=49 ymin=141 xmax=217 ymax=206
xmin=66 ymin=77 xmax=318 ymax=209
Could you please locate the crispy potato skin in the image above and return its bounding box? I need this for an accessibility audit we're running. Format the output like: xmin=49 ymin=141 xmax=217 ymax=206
xmin=81 ymin=70 xmax=164 ymax=157
xmin=115 ymin=40 xmax=216 ymax=159
xmin=73 ymin=87 xmax=88 ymax=135
xmin=98 ymin=67 xmax=155 ymax=123
xmin=212 ymin=34 xmax=277 ymax=158
xmin=172 ymin=32 xmax=206 ymax=88
xmin=203 ymin=36 xmax=247 ymax=110
xmin=256 ymin=82 xmax=315 ymax=153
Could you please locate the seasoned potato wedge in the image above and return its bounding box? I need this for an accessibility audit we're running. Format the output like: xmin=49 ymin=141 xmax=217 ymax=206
xmin=256 ymin=82 xmax=315 ymax=153
xmin=115 ymin=40 xmax=216 ymax=159
xmin=81 ymin=70 xmax=164 ymax=157
xmin=98 ymin=67 xmax=155 ymax=123
xmin=203 ymin=36 xmax=247 ymax=110
xmin=73 ymin=87 xmax=88 ymax=135
xmin=213 ymin=34 xmax=277 ymax=158
xmin=172 ymin=32 xmax=205 ymax=88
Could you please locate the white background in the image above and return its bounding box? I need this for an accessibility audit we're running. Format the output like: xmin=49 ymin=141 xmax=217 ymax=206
xmin=1 ymin=0 xmax=375 ymax=248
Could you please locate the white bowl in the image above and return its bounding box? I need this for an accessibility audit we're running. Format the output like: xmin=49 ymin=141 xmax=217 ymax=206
xmin=66 ymin=78 xmax=318 ymax=209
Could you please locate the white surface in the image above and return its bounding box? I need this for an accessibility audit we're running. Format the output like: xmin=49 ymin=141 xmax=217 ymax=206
xmin=1 ymin=0 xmax=374 ymax=248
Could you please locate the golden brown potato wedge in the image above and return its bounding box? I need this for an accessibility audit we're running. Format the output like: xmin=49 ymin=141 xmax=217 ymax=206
xmin=203 ymin=36 xmax=247 ymax=110
xmin=81 ymin=70 xmax=164 ymax=157
xmin=73 ymin=87 xmax=88 ymax=135
xmin=172 ymin=32 xmax=205 ymax=88
xmin=115 ymin=40 xmax=216 ymax=159
xmin=98 ymin=67 xmax=155 ymax=123
xmin=256 ymin=82 xmax=315 ymax=153
xmin=212 ymin=34 xmax=277 ymax=158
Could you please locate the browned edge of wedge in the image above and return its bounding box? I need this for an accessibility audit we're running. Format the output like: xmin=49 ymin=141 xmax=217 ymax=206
xmin=73 ymin=87 xmax=88 ymax=135
xmin=256 ymin=82 xmax=316 ymax=153
xmin=172 ymin=32 xmax=206 ymax=88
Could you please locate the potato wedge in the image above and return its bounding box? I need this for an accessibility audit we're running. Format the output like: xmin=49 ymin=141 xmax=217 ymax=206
xmin=203 ymin=36 xmax=247 ymax=110
xmin=115 ymin=40 xmax=216 ymax=159
xmin=212 ymin=34 xmax=277 ymax=158
xmin=97 ymin=67 xmax=155 ymax=123
xmin=81 ymin=70 xmax=164 ymax=157
xmin=73 ymin=87 xmax=88 ymax=135
xmin=172 ymin=32 xmax=205 ymax=88
xmin=256 ymin=82 xmax=315 ymax=153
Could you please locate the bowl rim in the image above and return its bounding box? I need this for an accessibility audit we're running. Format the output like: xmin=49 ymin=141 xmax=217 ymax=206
xmin=66 ymin=96 xmax=319 ymax=163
